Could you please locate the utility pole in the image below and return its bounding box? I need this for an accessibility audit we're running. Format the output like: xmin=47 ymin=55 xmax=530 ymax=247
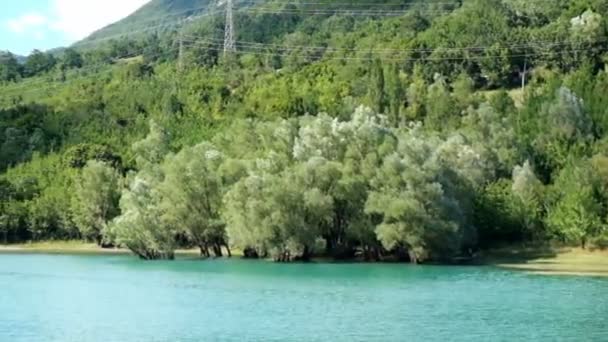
xmin=223 ymin=0 xmax=236 ymax=56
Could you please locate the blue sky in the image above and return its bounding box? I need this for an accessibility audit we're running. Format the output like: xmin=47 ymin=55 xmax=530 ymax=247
xmin=1 ymin=0 xmax=150 ymax=55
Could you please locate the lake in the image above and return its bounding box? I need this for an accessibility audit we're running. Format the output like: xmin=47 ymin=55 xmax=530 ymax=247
xmin=0 ymin=254 xmax=606 ymax=341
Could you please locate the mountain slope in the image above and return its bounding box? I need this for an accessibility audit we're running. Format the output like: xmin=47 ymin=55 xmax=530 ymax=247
xmin=78 ymin=0 xmax=217 ymax=45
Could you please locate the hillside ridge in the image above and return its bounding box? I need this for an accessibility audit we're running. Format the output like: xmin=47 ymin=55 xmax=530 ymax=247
xmin=78 ymin=0 xmax=216 ymax=45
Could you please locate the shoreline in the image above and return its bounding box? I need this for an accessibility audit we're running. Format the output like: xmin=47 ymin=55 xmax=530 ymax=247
xmin=482 ymin=246 xmax=608 ymax=277
xmin=0 ymin=242 xmax=201 ymax=256
xmin=1 ymin=242 xmax=607 ymax=277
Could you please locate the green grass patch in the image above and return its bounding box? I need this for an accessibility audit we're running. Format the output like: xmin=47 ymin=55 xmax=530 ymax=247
xmin=0 ymin=240 xmax=243 ymax=258
xmin=485 ymin=246 xmax=608 ymax=277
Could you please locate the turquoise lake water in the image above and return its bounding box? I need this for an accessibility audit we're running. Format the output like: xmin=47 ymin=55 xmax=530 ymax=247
xmin=0 ymin=254 xmax=606 ymax=341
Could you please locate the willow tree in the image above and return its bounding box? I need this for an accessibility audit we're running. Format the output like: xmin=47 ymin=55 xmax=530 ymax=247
xmin=461 ymin=102 xmax=518 ymax=177
xmin=291 ymin=157 xmax=340 ymax=258
xmin=108 ymin=176 xmax=175 ymax=259
xmin=424 ymin=75 xmax=456 ymax=131
xmin=71 ymin=161 xmax=121 ymax=245
xmin=535 ymin=87 xmax=593 ymax=171
xmin=0 ymin=179 xmax=14 ymax=243
xmin=366 ymin=125 xmax=487 ymax=263
xmin=545 ymin=161 xmax=602 ymax=248
xmin=224 ymin=164 xmax=329 ymax=262
xmin=292 ymin=107 xmax=391 ymax=257
xmin=511 ymin=161 xmax=544 ymax=239
xmin=223 ymin=173 xmax=276 ymax=259
xmin=159 ymin=142 xmax=230 ymax=257
xmin=106 ymin=120 xmax=175 ymax=259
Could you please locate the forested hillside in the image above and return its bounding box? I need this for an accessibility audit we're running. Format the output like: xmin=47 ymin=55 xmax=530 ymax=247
xmin=1 ymin=0 xmax=608 ymax=261
xmin=79 ymin=0 xmax=217 ymax=44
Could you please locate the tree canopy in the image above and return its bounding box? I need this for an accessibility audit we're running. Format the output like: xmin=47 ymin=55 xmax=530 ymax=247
xmin=2 ymin=0 xmax=608 ymax=261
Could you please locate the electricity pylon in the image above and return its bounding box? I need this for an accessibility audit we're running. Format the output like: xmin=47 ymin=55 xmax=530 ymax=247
xmin=220 ymin=0 xmax=236 ymax=56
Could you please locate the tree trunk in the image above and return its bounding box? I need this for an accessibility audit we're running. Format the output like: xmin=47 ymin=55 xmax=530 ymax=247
xmin=325 ymin=236 xmax=334 ymax=255
xmin=224 ymin=244 xmax=232 ymax=258
xmin=212 ymin=244 xmax=223 ymax=257
xmin=301 ymin=245 xmax=312 ymax=262
xmin=243 ymin=247 xmax=258 ymax=258
xmin=130 ymin=246 xmax=152 ymax=260
xmin=276 ymin=251 xmax=291 ymax=262
xmin=165 ymin=252 xmax=175 ymax=260
xmin=581 ymin=237 xmax=587 ymax=250
xmin=408 ymin=250 xmax=418 ymax=264
xmin=363 ymin=246 xmax=379 ymax=262
xmin=373 ymin=247 xmax=381 ymax=262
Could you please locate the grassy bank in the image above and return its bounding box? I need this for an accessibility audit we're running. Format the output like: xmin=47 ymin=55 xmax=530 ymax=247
xmin=0 ymin=241 xmax=123 ymax=254
xmin=484 ymin=246 xmax=608 ymax=277
xmin=0 ymin=241 xmax=211 ymax=257
xmin=2 ymin=242 xmax=607 ymax=277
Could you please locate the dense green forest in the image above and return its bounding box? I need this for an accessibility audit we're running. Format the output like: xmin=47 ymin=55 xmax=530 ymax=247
xmin=1 ymin=0 xmax=608 ymax=261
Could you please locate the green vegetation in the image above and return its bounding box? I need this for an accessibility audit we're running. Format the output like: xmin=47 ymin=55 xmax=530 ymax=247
xmin=2 ymin=0 xmax=608 ymax=262
xmin=487 ymin=246 xmax=608 ymax=276
xmin=0 ymin=240 xmax=221 ymax=256
xmin=79 ymin=0 xmax=216 ymax=44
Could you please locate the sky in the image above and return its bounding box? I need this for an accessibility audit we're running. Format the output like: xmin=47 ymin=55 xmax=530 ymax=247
xmin=0 ymin=0 xmax=151 ymax=55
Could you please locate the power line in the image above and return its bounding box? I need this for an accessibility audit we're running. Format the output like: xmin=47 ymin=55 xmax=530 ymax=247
xmin=249 ymin=8 xmax=452 ymax=15
xmin=21 ymin=0 xmax=579 ymax=55
xmin=97 ymin=2 xmax=577 ymax=53
xmin=182 ymin=37 xmax=605 ymax=61
xmin=5 ymin=35 xmax=604 ymax=98
xmin=181 ymin=36 xmax=607 ymax=60
xmin=72 ymin=2 xmax=456 ymax=59
xmin=67 ymin=5 xmax=418 ymax=48
xmin=242 ymin=0 xmax=459 ymax=6
xmin=186 ymin=35 xmax=607 ymax=54
xmin=1 ymin=38 xmax=602 ymax=102
xmin=7 ymin=33 xmax=604 ymax=97
xmin=75 ymin=2 xmax=459 ymax=48
xmin=2 ymin=1 xmax=601 ymax=99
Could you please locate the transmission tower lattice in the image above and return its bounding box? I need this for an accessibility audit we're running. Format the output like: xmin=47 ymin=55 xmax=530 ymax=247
xmin=223 ymin=0 xmax=236 ymax=56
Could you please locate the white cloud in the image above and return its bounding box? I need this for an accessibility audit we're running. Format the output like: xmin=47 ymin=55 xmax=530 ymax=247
xmin=6 ymin=13 xmax=48 ymax=34
xmin=4 ymin=0 xmax=151 ymax=46
xmin=33 ymin=31 xmax=46 ymax=41
xmin=50 ymin=0 xmax=151 ymax=40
